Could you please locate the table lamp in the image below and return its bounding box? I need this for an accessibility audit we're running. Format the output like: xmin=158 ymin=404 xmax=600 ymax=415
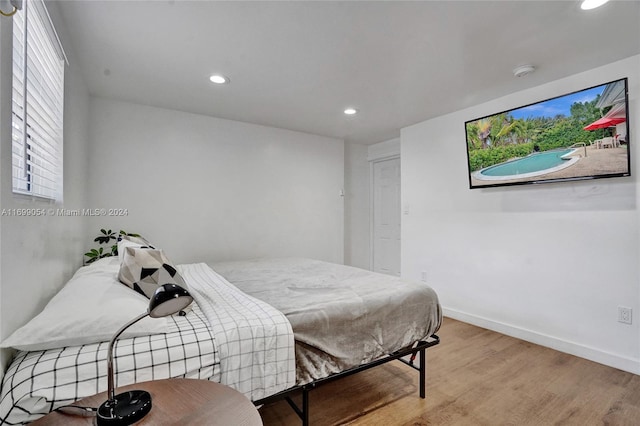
xmin=97 ymin=283 xmax=193 ymax=425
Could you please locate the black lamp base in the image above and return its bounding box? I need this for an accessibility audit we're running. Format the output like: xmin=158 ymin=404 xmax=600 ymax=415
xmin=97 ymin=390 xmax=152 ymax=426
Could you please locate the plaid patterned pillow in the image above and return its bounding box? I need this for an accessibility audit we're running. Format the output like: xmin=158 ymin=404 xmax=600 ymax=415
xmin=118 ymin=247 xmax=186 ymax=298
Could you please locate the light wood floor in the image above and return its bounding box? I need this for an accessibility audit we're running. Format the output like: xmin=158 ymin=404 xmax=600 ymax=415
xmin=259 ymin=318 xmax=640 ymax=425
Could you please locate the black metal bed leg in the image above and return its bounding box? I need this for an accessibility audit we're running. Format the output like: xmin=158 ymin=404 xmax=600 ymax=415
xmin=419 ymin=346 xmax=426 ymax=399
xmin=283 ymin=388 xmax=310 ymax=426
xmin=302 ymin=387 xmax=310 ymax=426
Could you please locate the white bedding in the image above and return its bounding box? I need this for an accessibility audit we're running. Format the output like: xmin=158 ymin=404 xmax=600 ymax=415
xmin=0 ymin=262 xmax=296 ymax=424
xmin=0 ymin=304 xmax=218 ymax=425
xmin=212 ymin=257 xmax=442 ymax=385
xmin=179 ymin=263 xmax=295 ymax=401
xmin=0 ymin=258 xmax=167 ymax=351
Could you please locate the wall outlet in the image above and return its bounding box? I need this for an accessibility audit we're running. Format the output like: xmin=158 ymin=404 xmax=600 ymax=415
xmin=618 ymin=306 xmax=632 ymax=324
xmin=421 ymin=271 xmax=427 ymax=282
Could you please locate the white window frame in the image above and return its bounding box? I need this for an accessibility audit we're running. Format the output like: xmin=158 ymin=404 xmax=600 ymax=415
xmin=12 ymin=0 xmax=66 ymax=201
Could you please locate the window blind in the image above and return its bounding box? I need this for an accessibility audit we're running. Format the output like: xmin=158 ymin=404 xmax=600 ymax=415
xmin=12 ymin=0 xmax=65 ymax=200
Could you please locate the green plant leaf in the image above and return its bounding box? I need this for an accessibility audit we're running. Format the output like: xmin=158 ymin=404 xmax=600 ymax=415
xmin=119 ymin=230 xmax=140 ymax=238
xmin=87 ymin=229 xmax=140 ymax=264
xmin=95 ymin=229 xmax=116 ymax=244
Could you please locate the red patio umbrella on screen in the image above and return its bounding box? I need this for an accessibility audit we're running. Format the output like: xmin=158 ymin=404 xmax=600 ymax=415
xmin=583 ymin=116 xmax=626 ymax=131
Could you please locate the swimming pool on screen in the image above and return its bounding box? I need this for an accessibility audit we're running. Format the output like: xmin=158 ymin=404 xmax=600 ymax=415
xmin=473 ymin=149 xmax=579 ymax=181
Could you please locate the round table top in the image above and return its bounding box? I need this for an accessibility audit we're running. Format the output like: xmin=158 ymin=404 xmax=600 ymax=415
xmin=31 ymin=379 xmax=263 ymax=426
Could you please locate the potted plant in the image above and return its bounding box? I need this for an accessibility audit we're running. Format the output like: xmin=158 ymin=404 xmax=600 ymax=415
xmin=84 ymin=229 xmax=141 ymax=264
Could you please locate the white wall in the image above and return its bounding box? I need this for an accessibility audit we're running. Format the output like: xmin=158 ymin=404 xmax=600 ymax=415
xmin=344 ymin=138 xmax=401 ymax=271
xmin=367 ymin=138 xmax=400 ymax=162
xmin=0 ymin=3 xmax=91 ymax=370
xmin=402 ymin=55 xmax=640 ymax=374
xmin=87 ymin=98 xmax=344 ymax=265
xmin=344 ymin=142 xmax=370 ymax=269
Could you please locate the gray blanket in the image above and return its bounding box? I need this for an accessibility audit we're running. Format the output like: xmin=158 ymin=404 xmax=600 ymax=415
xmin=211 ymin=258 xmax=442 ymax=385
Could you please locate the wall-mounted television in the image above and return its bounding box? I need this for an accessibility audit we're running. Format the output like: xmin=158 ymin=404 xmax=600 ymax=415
xmin=465 ymin=77 xmax=630 ymax=189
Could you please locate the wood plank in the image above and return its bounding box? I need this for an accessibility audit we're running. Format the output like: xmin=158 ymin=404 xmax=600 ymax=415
xmin=259 ymin=318 xmax=640 ymax=425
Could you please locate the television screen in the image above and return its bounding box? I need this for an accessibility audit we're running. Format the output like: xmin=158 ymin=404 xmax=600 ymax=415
xmin=465 ymin=78 xmax=630 ymax=189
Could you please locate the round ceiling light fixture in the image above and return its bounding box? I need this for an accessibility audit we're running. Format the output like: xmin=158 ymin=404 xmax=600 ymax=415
xmin=209 ymin=74 xmax=230 ymax=84
xmin=344 ymin=107 xmax=358 ymax=115
xmin=580 ymin=0 xmax=610 ymax=10
xmin=513 ymin=64 xmax=536 ymax=78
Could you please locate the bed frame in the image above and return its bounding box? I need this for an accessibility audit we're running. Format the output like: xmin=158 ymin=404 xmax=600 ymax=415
xmin=254 ymin=334 xmax=440 ymax=425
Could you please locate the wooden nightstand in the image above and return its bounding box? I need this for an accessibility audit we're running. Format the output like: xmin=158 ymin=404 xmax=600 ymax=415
xmin=32 ymin=379 xmax=263 ymax=425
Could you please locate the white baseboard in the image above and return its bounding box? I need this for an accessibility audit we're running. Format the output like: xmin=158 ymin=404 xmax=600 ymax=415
xmin=443 ymin=307 xmax=640 ymax=376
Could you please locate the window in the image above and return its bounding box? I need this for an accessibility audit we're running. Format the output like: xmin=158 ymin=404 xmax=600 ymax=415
xmin=12 ymin=0 xmax=66 ymax=200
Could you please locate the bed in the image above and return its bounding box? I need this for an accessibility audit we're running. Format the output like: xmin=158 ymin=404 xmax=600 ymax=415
xmin=212 ymin=257 xmax=442 ymax=424
xmin=0 ymin=255 xmax=440 ymax=425
xmin=211 ymin=258 xmax=441 ymax=385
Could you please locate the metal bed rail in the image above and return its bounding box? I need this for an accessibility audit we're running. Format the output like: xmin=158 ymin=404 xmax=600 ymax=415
xmin=254 ymin=334 xmax=440 ymax=425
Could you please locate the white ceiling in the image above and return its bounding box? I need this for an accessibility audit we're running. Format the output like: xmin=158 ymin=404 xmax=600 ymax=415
xmin=56 ymin=0 xmax=640 ymax=145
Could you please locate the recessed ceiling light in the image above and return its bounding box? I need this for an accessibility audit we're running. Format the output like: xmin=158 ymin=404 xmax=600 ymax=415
xmin=209 ymin=74 xmax=229 ymax=84
xmin=344 ymin=108 xmax=358 ymax=115
xmin=580 ymin=0 xmax=610 ymax=10
xmin=513 ymin=64 xmax=536 ymax=77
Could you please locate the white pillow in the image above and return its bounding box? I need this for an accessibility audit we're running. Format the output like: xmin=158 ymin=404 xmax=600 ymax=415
xmin=0 ymin=257 xmax=168 ymax=352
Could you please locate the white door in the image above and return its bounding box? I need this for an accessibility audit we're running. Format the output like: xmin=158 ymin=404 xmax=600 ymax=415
xmin=372 ymin=157 xmax=401 ymax=276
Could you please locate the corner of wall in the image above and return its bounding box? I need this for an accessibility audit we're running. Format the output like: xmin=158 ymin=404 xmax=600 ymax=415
xmin=367 ymin=138 xmax=400 ymax=162
xmin=0 ymin=11 xmax=7 ymax=381
xmin=344 ymin=142 xmax=371 ymax=269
